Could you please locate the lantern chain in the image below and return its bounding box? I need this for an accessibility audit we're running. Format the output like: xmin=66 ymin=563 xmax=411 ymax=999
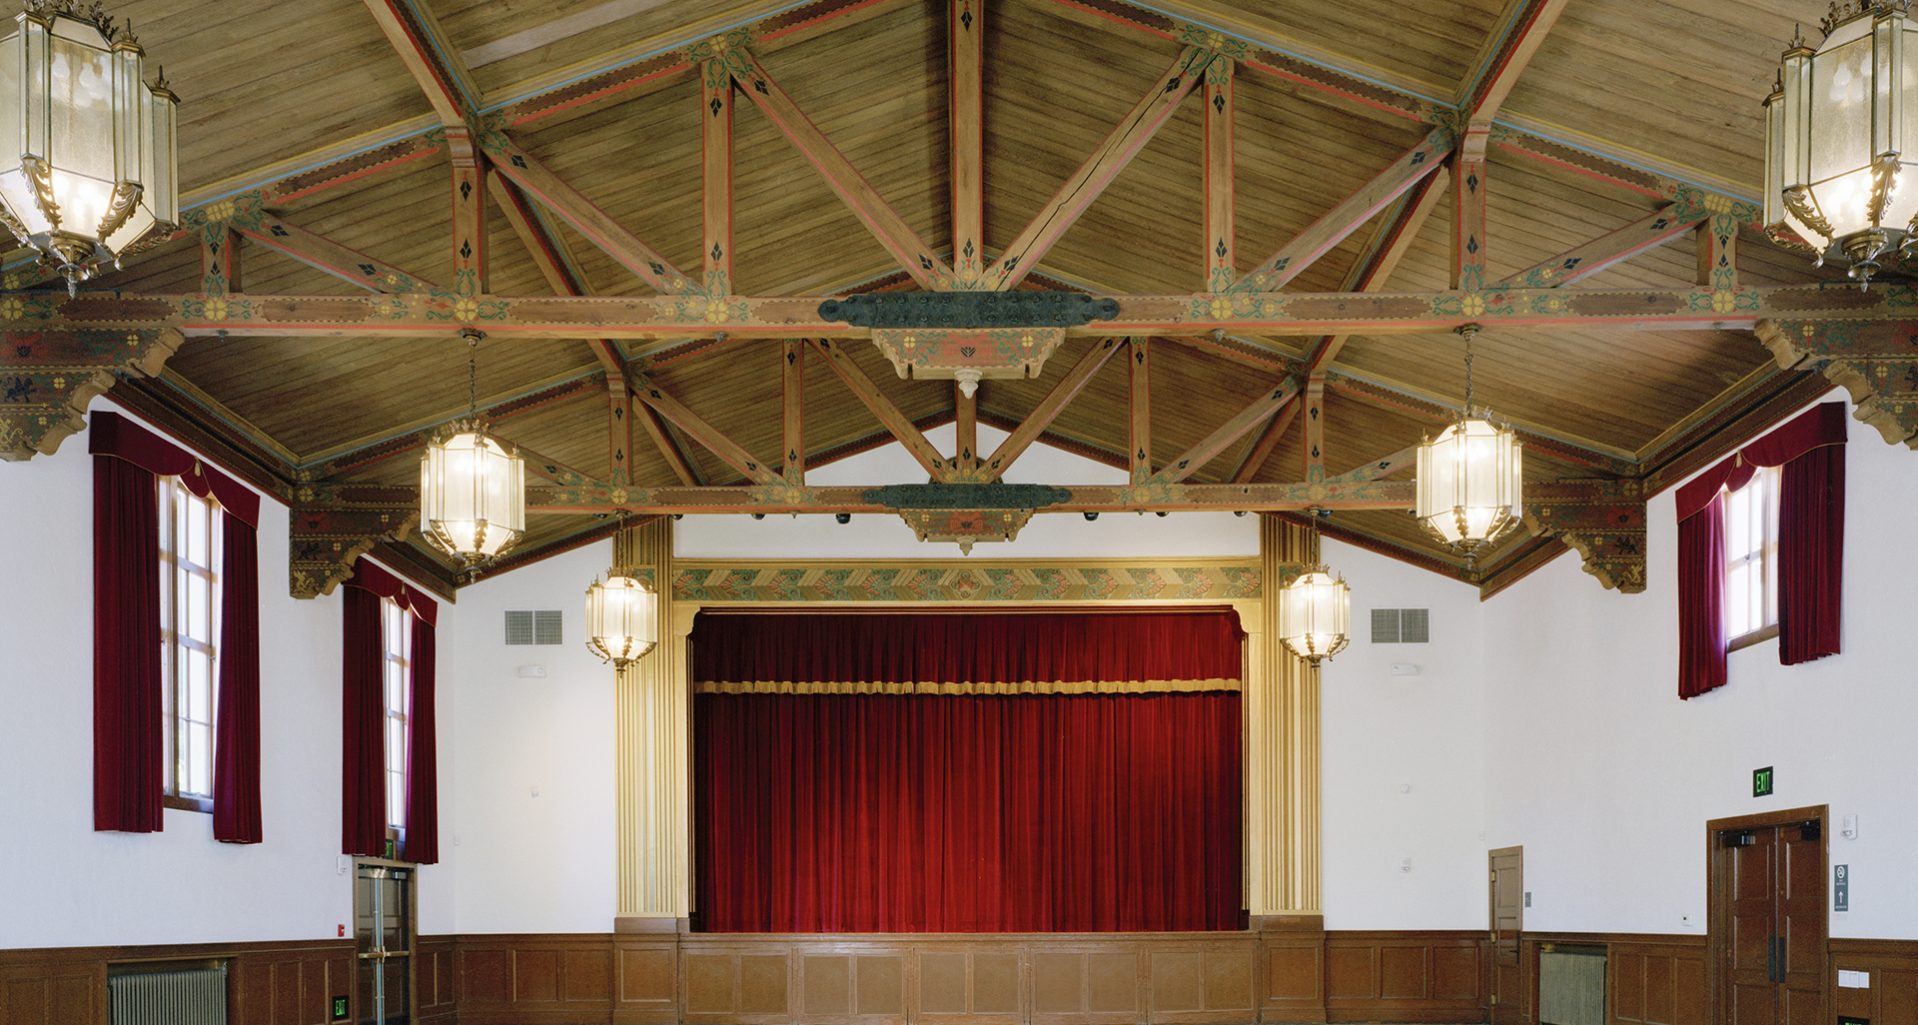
xmin=463 ymin=329 xmax=481 ymax=420
xmin=1458 ymin=323 xmax=1480 ymax=416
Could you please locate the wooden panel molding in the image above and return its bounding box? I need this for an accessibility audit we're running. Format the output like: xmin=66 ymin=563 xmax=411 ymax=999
xmin=1322 ymin=931 xmax=1487 ymax=1024
xmin=0 ymin=938 xmax=353 ymax=1025
xmin=1830 ymin=938 xmax=1918 ymax=1025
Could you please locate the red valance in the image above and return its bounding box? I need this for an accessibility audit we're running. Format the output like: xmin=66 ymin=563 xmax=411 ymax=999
xmin=88 ymin=411 xmax=261 ymax=527
xmin=691 ymin=609 xmax=1245 ymax=695
xmin=1675 ymin=403 xmax=1847 ymax=522
xmin=344 ymin=559 xmax=439 ymax=626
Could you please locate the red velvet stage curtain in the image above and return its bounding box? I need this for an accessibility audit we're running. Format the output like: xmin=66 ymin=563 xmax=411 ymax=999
xmin=340 ymin=584 xmax=387 ymax=857
xmin=1673 ymin=402 xmax=1847 ymax=696
xmin=692 ymin=609 xmax=1245 ymax=933
xmin=92 ymin=455 xmax=164 ymax=833
xmin=213 ymin=512 xmax=263 ymax=843
xmin=1676 ymin=494 xmax=1728 ymax=699
xmin=403 ymin=613 xmax=440 ymax=864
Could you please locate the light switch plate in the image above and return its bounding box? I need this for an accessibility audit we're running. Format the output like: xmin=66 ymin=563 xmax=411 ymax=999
xmin=1838 ymin=970 xmax=1871 ymax=989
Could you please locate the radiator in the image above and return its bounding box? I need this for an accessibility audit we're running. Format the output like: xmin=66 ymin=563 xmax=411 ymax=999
xmin=1539 ymin=945 xmax=1606 ymax=1025
xmin=108 ymin=964 xmax=228 ymax=1025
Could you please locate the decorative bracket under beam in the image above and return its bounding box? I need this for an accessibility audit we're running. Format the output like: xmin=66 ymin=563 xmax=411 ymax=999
xmin=288 ymin=484 xmax=420 ymax=599
xmin=1757 ymin=318 xmax=1918 ymax=447
xmin=1521 ymin=478 xmax=1648 ymax=593
xmin=0 ymin=327 xmax=185 ymax=460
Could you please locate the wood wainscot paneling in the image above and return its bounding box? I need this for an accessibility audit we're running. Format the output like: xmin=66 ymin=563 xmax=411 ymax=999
xmin=0 ymin=938 xmax=355 ymax=1025
xmin=1257 ymin=919 xmax=1326 ymax=1023
xmin=1322 ymin=931 xmax=1487 ymax=1024
xmin=454 ymin=933 xmax=620 ymax=1024
xmin=417 ymin=935 xmax=457 ymax=1025
xmin=1606 ymin=936 xmax=1708 ymax=1025
xmin=1830 ymin=938 xmax=1918 ymax=1025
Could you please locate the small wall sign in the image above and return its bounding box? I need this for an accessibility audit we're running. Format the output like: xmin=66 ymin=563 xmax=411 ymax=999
xmin=1835 ymin=864 xmax=1850 ymax=912
xmin=332 ymin=995 xmax=349 ymax=1021
xmin=1752 ymin=766 xmax=1774 ymax=797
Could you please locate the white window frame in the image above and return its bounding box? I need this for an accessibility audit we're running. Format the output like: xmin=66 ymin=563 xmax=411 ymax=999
xmin=158 ymin=476 xmax=222 ymax=807
xmin=381 ymin=598 xmax=413 ymax=832
xmin=1723 ymin=465 xmax=1781 ymax=650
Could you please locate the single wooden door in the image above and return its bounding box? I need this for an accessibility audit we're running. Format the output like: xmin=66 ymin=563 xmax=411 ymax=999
xmin=1489 ymin=846 xmax=1524 ymax=1024
xmin=1712 ymin=811 xmax=1827 ymax=1025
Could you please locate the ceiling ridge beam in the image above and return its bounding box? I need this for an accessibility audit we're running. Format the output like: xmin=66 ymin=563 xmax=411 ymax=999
xmin=983 ymin=44 xmax=1215 ymax=292
xmin=361 ymin=0 xmax=479 ymax=126
xmin=527 ymin=479 xmax=1416 ymax=515
xmin=1459 ymin=0 xmax=1572 ymax=122
xmin=723 ymin=44 xmax=956 ymax=291
xmin=1231 ymin=128 xmax=1452 ymax=294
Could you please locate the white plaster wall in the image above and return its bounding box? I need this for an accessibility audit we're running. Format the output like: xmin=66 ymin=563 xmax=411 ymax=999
xmin=0 ymin=401 xmax=368 ymax=948
xmin=1481 ymin=391 xmax=1918 ymax=940
xmin=1319 ymin=537 xmax=1488 ymax=930
xmin=443 ymin=541 xmax=617 ymax=933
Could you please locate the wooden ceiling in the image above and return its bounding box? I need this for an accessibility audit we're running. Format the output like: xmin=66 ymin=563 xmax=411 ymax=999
xmin=11 ymin=0 xmax=1861 ymax=595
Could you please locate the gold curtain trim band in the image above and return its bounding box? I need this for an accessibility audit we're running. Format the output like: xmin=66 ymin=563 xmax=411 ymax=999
xmin=693 ymin=678 xmax=1243 ymax=696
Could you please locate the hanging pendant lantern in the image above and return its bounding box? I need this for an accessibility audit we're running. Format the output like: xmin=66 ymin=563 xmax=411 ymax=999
xmin=419 ymin=331 xmax=525 ymax=567
xmin=1279 ymin=564 xmax=1350 ymax=665
xmin=1415 ymin=325 xmax=1523 ymax=556
xmin=0 ymin=0 xmax=179 ymax=294
xmin=1761 ymin=1 xmax=1918 ymax=285
xmin=584 ymin=573 xmax=658 ymax=667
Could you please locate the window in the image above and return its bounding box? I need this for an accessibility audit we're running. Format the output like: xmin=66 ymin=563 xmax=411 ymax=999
xmin=382 ymin=598 xmax=412 ymax=831
xmin=158 ymin=477 xmax=222 ymax=809
xmin=1724 ymin=465 xmax=1780 ymax=647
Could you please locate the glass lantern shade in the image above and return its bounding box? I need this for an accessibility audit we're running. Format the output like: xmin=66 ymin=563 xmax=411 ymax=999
xmin=1415 ymin=416 xmax=1523 ymax=554
xmin=1279 ymin=567 xmax=1350 ymax=665
xmin=1763 ymin=2 xmax=1918 ymax=282
xmin=0 ymin=3 xmax=179 ymax=291
xmin=584 ymin=574 xmax=658 ymax=667
xmin=418 ymin=421 xmax=525 ymax=566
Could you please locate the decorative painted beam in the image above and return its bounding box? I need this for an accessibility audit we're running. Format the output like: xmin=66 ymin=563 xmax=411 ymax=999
xmin=1520 ymin=477 xmax=1648 ymax=593
xmin=702 ymin=58 xmax=735 ymax=295
xmin=1129 ymin=337 xmax=1151 ymax=484
xmin=1325 ymin=444 xmax=1417 ymax=483
xmin=19 ymin=283 xmax=1917 ymax=339
xmin=630 ymin=370 xmax=782 ymax=484
xmin=985 ymin=44 xmax=1219 ymax=292
xmin=1461 ymin=0 xmax=1573 ymax=122
xmin=1301 ymin=375 xmax=1327 ymax=484
xmin=449 ymin=128 xmax=489 ymax=297
xmin=950 ymin=0 xmax=986 ymax=288
xmin=782 ymin=338 xmax=805 ymax=485
xmin=809 ymin=337 xmax=955 ymax=480
xmin=719 ymin=42 xmax=955 ymax=291
xmin=607 ymin=382 xmax=634 ymax=486
xmin=483 ymin=133 xmax=700 ymax=295
xmin=359 ymin=0 xmax=472 ymax=126
xmin=1233 ymin=128 xmax=1453 ymax=294
xmin=1150 ymin=375 xmax=1302 ymax=485
xmin=1204 ymin=58 xmax=1235 ymax=292
xmin=233 ymin=211 xmax=435 ymax=294
xmin=527 ymin=478 xmax=1416 ymax=515
xmin=201 ymin=224 xmax=240 ymax=297
xmin=1229 ymin=402 xmax=1299 ymax=484
xmin=1757 ymin=318 xmax=1918 ymax=448
xmin=1496 ymin=198 xmax=1711 ymax=289
xmin=288 ymin=483 xmax=421 ymax=599
xmin=1698 ymin=202 xmax=1740 ymax=290
xmin=0 ymin=327 xmax=185 ymax=460
xmin=1452 ymin=131 xmax=1490 ymax=291
xmin=1324 ymin=370 xmax=1639 ymax=476
xmin=969 ymin=337 xmax=1125 ymax=480
xmin=633 ymin=398 xmax=704 ymax=487
xmin=954 ymin=381 xmax=979 ymax=475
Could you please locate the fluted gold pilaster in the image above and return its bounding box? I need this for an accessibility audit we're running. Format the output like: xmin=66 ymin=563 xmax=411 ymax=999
xmin=614 ymin=518 xmax=690 ymax=923
xmin=1253 ymin=515 xmax=1321 ymax=916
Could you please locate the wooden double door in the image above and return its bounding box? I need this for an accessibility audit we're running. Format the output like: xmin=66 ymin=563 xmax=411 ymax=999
xmin=1711 ymin=808 xmax=1827 ymax=1025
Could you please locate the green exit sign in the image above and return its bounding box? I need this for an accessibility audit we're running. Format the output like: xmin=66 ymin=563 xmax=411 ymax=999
xmin=1753 ymin=766 xmax=1775 ymax=798
xmin=332 ymin=996 xmax=348 ymax=1020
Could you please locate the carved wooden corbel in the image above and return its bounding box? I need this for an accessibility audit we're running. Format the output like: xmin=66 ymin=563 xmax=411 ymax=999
xmin=289 ymin=483 xmax=420 ymax=598
xmin=1522 ymin=479 xmax=1648 ymax=593
xmin=0 ymin=326 xmax=184 ymax=460
xmin=1756 ymin=318 xmax=1918 ymax=447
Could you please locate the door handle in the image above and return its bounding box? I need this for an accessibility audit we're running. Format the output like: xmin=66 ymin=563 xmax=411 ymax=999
xmin=1766 ymin=936 xmax=1785 ymax=983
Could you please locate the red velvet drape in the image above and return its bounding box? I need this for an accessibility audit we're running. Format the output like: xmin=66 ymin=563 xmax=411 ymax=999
xmin=1676 ymin=494 xmax=1728 ymax=699
xmin=692 ymin=609 xmax=1245 ymax=933
xmin=403 ymin=614 xmax=440 ymax=864
xmin=340 ymin=585 xmax=387 ymax=856
xmin=1674 ymin=402 xmax=1847 ymax=696
xmin=213 ymin=512 xmax=262 ymax=843
xmin=695 ymin=692 xmax=1243 ymax=932
xmin=92 ymin=456 xmax=164 ymax=833
xmin=1778 ymin=443 xmax=1844 ymax=664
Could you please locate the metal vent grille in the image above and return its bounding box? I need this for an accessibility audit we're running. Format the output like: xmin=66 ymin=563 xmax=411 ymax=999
xmin=1370 ymin=608 xmax=1430 ymax=644
xmin=505 ymin=611 xmax=564 ymax=646
xmin=1370 ymin=608 xmax=1400 ymax=643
